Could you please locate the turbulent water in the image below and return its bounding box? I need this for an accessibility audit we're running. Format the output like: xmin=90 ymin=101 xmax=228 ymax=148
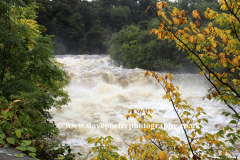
xmin=50 ymin=54 xmax=234 ymax=159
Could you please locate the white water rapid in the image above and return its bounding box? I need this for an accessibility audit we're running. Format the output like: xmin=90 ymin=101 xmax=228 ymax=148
xmin=50 ymin=54 xmax=235 ymax=159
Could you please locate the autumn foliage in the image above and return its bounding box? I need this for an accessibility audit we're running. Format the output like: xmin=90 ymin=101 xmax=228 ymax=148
xmin=88 ymin=0 xmax=240 ymax=159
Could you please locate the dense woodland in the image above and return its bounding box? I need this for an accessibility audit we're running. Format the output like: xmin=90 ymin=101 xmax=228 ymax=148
xmin=36 ymin=0 xmax=221 ymax=72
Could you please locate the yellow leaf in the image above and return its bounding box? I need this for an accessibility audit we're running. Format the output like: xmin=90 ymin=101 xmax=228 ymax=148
xmin=158 ymin=151 xmax=168 ymax=160
xmin=172 ymin=17 xmax=180 ymax=25
xmin=14 ymin=100 xmax=21 ymax=103
xmin=159 ymin=76 xmax=164 ymax=82
xmin=145 ymin=135 xmax=149 ymax=140
xmin=163 ymin=1 xmax=168 ymax=8
xmin=149 ymin=29 xmax=157 ymax=35
xmin=156 ymin=2 xmax=163 ymax=11
xmin=191 ymin=132 xmax=195 ymax=137
xmin=140 ymin=136 xmax=143 ymax=142
xmin=221 ymin=36 xmax=228 ymax=45
xmin=207 ymin=94 xmax=211 ymax=100
xmin=161 ymin=31 xmax=167 ymax=39
xmin=219 ymin=0 xmax=225 ymax=5
xmin=205 ymin=7 xmax=210 ymax=17
xmin=222 ymin=149 xmax=226 ymax=156
xmin=173 ymin=7 xmax=181 ymax=16
xmin=180 ymin=10 xmax=185 ymax=17
xmin=214 ymin=140 xmax=219 ymax=145
xmin=226 ymin=87 xmax=230 ymax=91
xmin=144 ymin=71 xmax=148 ymax=77
xmin=173 ymin=136 xmax=180 ymax=141
xmin=198 ymin=139 xmax=204 ymax=144
xmin=167 ymin=73 xmax=173 ymax=81
xmin=104 ymin=141 xmax=108 ymax=146
xmin=198 ymin=34 xmax=205 ymax=41
xmin=152 ymin=71 xmax=155 ymax=77
xmin=145 ymin=6 xmax=150 ymax=13
xmin=192 ymin=10 xmax=200 ymax=20
xmin=195 ymin=21 xmax=201 ymax=28
xmin=148 ymin=70 xmax=151 ymax=75
xmin=205 ymin=28 xmax=210 ymax=35
xmin=200 ymin=70 xmax=205 ymax=75
xmin=227 ymin=150 xmax=233 ymax=156
xmin=176 ymin=86 xmax=179 ymax=90
xmin=207 ymin=134 xmax=212 ymax=140
xmin=212 ymin=41 xmax=217 ymax=48
xmin=189 ymin=36 xmax=194 ymax=43
xmin=172 ymin=11 xmax=177 ymax=17
xmin=108 ymin=145 xmax=113 ymax=151
xmin=233 ymin=79 xmax=237 ymax=85
xmin=220 ymin=4 xmax=228 ymax=10
xmin=232 ymin=58 xmax=239 ymax=67
xmin=161 ymin=12 xmax=167 ymax=20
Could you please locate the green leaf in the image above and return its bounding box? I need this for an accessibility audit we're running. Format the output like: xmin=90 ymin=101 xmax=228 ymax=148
xmin=228 ymin=147 xmax=235 ymax=151
xmin=203 ymin=118 xmax=208 ymax=123
xmin=230 ymin=120 xmax=237 ymax=124
xmin=14 ymin=154 xmax=24 ymax=157
xmin=2 ymin=112 xmax=8 ymax=119
xmin=27 ymin=147 xmax=36 ymax=152
xmin=237 ymin=129 xmax=240 ymax=134
xmin=28 ymin=153 xmax=36 ymax=158
xmin=15 ymin=146 xmax=26 ymax=151
xmin=147 ymin=114 xmax=152 ymax=118
xmin=20 ymin=142 xmax=27 ymax=147
xmin=24 ymin=140 xmax=31 ymax=146
xmin=14 ymin=154 xmax=19 ymax=157
xmin=227 ymin=133 xmax=232 ymax=137
xmin=15 ymin=130 xmax=21 ymax=138
xmin=230 ymin=139 xmax=235 ymax=144
xmin=0 ymin=134 xmax=5 ymax=139
xmin=6 ymin=137 xmax=15 ymax=145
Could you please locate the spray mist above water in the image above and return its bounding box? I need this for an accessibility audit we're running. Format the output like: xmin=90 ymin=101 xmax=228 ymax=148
xmin=49 ymin=54 xmax=233 ymax=158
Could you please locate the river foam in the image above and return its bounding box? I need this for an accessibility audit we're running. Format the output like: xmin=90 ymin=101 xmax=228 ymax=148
xmin=50 ymin=55 xmax=235 ymax=159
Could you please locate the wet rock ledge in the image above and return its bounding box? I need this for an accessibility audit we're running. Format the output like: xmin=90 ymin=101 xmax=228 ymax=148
xmin=0 ymin=147 xmax=34 ymax=160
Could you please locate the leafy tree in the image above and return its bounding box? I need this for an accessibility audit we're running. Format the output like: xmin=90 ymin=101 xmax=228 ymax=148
xmin=86 ymin=24 xmax=111 ymax=54
xmin=109 ymin=6 xmax=132 ymax=31
xmin=108 ymin=22 xmax=196 ymax=72
xmin=87 ymin=136 xmax=127 ymax=160
xmin=99 ymin=0 xmax=117 ymax=8
xmin=36 ymin=0 xmax=87 ymax=54
xmin=66 ymin=12 xmax=86 ymax=54
xmin=0 ymin=0 xmax=70 ymax=139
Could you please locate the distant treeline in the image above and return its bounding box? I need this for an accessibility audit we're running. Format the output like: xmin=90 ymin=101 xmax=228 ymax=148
xmin=36 ymin=0 xmax=221 ymax=72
